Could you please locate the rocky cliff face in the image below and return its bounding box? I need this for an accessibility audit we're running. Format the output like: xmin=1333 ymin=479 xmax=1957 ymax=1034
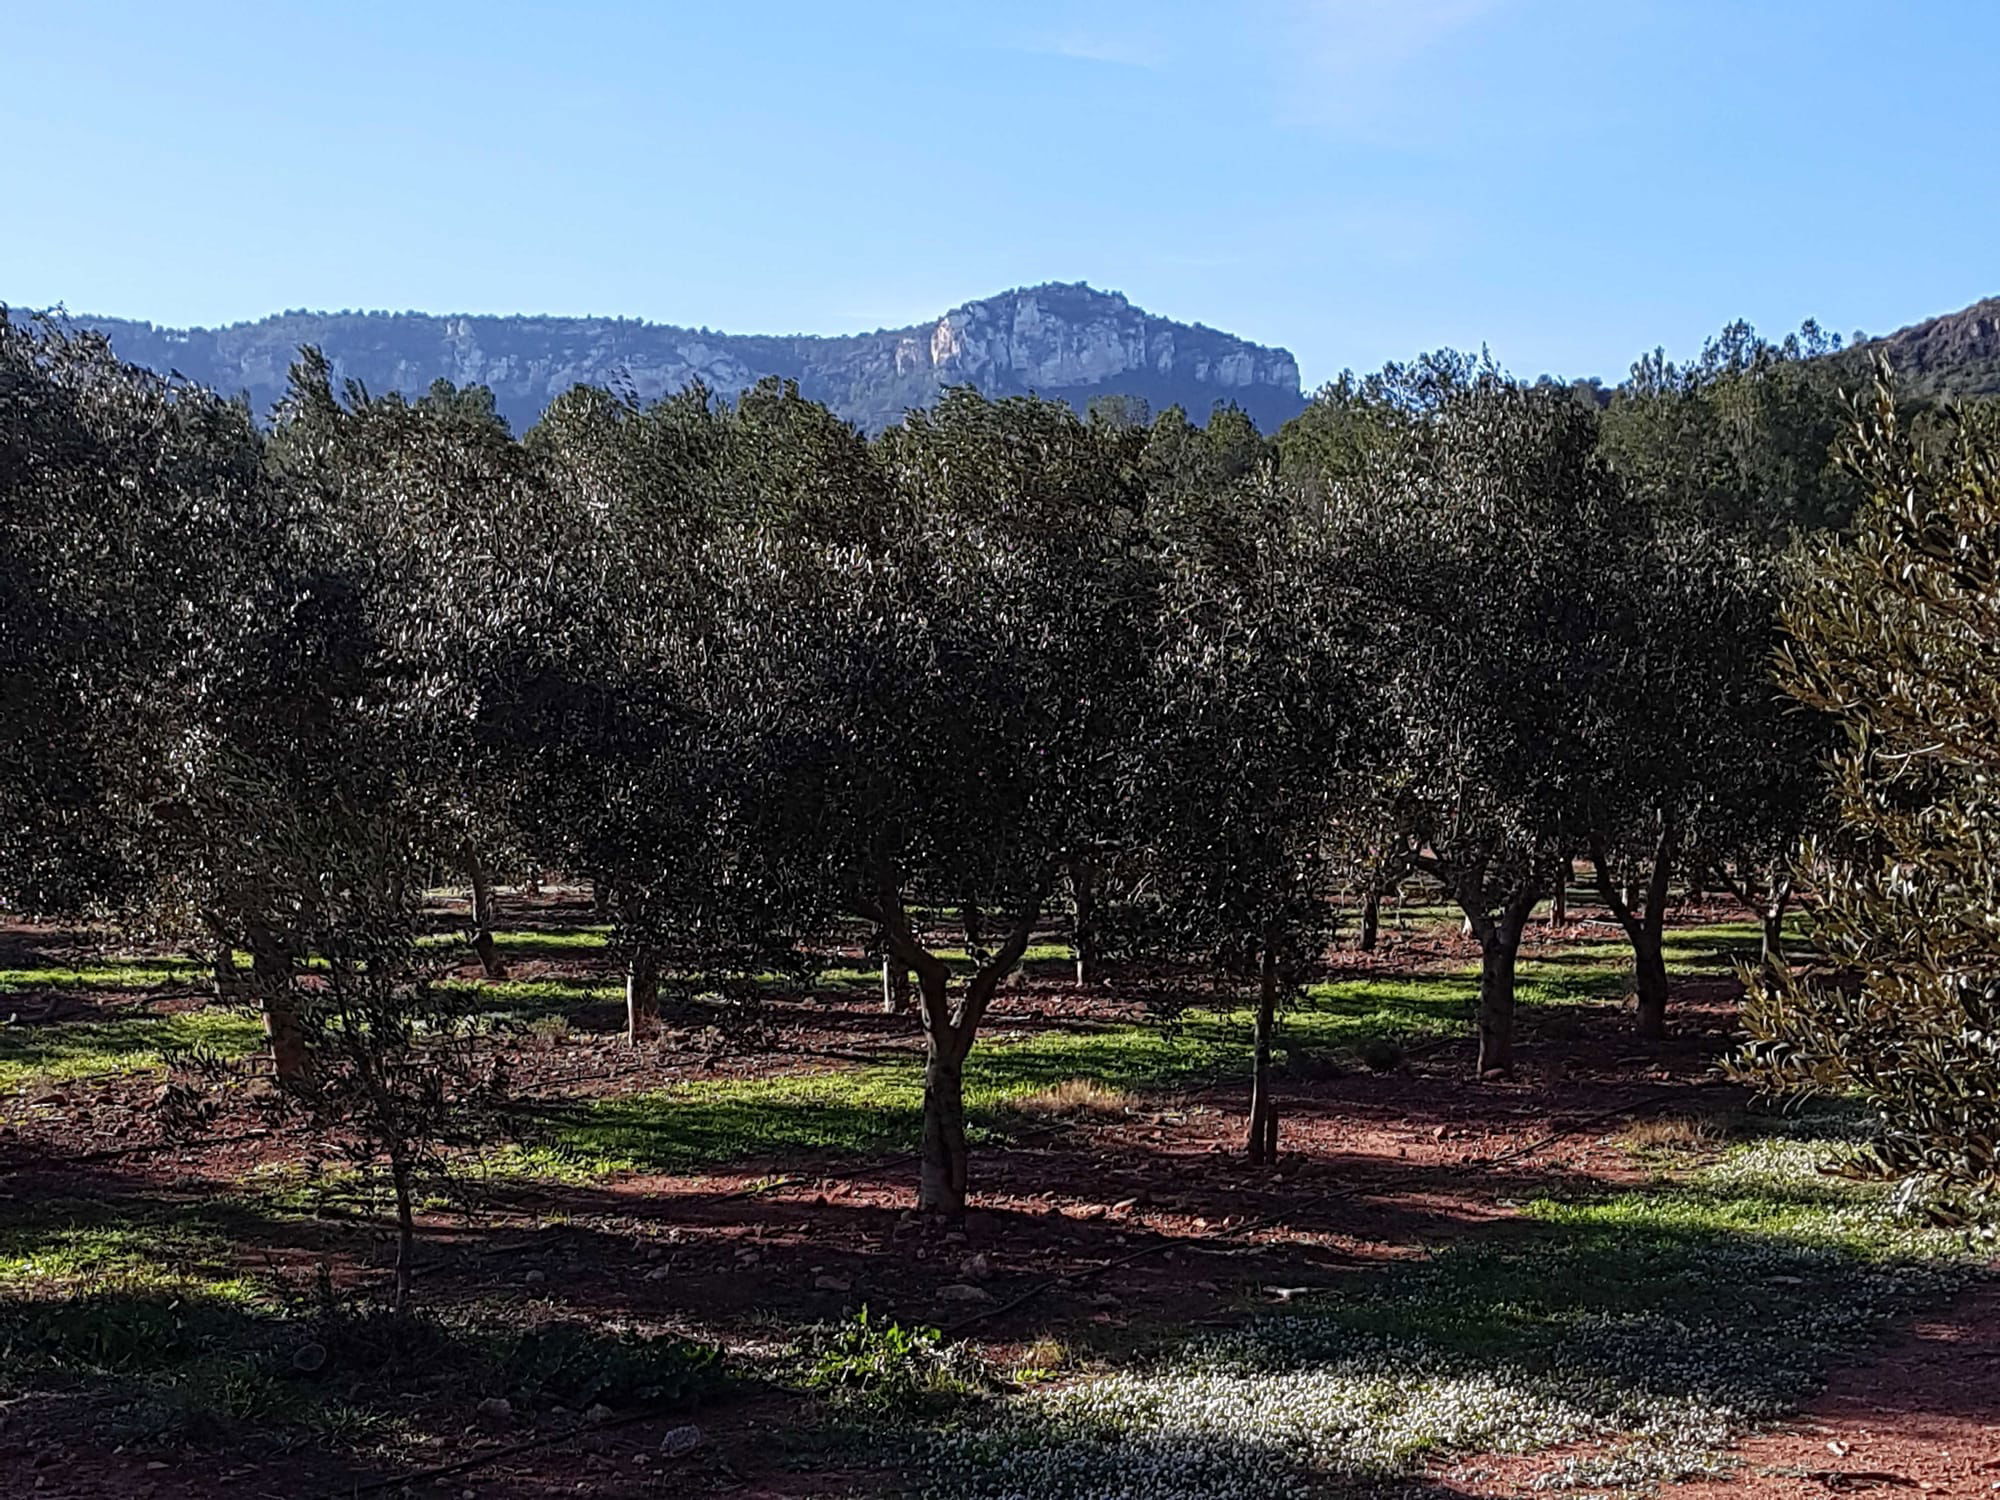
xmin=1862 ymin=295 xmax=2000 ymax=401
xmin=72 ymin=283 xmax=1305 ymax=433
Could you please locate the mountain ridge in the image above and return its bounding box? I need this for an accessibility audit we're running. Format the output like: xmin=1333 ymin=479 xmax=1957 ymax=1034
xmin=1862 ymin=295 xmax=2000 ymax=401
xmin=62 ymin=282 xmax=1306 ymax=434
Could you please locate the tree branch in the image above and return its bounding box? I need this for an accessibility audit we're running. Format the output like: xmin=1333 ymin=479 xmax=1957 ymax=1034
xmin=958 ymin=881 xmax=1050 ymax=1040
xmin=1589 ymin=835 xmax=1641 ymax=939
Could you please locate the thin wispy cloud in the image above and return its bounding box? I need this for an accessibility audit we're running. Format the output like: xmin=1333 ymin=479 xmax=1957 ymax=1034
xmin=1034 ymin=29 xmax=1170 ymax=69
xmin=993 ymin=3 xmax=1171 ymax=70
xmin=1271 ymin=0 xmax=1509 ymax=135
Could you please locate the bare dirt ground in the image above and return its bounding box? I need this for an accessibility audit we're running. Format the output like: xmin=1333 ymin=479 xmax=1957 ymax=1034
xmin=3 ymin=897 xmax=1990 ymax=1497
xmin=1443 ymin=1284 xmax=2000 ymax=1500
xmin=1660 ymin=1282 xmax=2000 ymax=1499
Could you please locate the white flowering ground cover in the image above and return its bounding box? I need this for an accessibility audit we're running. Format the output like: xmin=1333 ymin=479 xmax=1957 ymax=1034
xmin=919 ymin=1122 xmax=1983 ymax=1500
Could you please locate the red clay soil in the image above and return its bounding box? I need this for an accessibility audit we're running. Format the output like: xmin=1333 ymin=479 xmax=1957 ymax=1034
xmin=0 ymin=897 xmax=1903 ymax=1498
xmin=1443 ymin=1283 xmax=2000 ymax=1500
xmin=1661 ymin=1281 xmax=2000 ymax=1499
xmin=0 ymin=1010 xmax=1731 ymax=1498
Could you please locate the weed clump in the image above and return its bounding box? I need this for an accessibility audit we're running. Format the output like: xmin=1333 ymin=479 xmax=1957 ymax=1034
xmin=1002 ymin=1078 xmax=1132 ymax=1123
xmin=799 ymin=1307 xmax=995 ymax=1414
xmin=1618 ymin=1110 xmax=1732 ymax=1156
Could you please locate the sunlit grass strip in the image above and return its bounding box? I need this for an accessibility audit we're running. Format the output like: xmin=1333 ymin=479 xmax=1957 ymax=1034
xmin=0 ymin=1008 xmax=266 ymax=1090
xmin=532 ymin=955 xmax=1620 ymax=1177
xmin=0 ymin=935 xmax=1672 ymax=1120
xmin=0 ymin=956 xmax=209 ymax=992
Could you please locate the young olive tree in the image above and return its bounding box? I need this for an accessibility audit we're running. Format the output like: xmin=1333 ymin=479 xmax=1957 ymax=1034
xmin=211 ymin=766 xmax=503 ymax=1314
xmin=1736 ymin=368 xmax=2000 ymax=1196
xmin=1326 ymin=357 xmax=1632 ymax=1075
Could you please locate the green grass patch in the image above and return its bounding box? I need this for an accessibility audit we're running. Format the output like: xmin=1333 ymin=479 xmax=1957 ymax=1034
xmin=0 ymin=955 xmax=209 ymax=994
xmin=0 ymin=1007 xmax=265 ymax=1091
xmin=488 ymin=927 xmax=612 ymax=957
xmin=0 ymin=1200 xmax=275 ymax=1307
xmin=531 ymin=955 xmax=1620 ymax=1178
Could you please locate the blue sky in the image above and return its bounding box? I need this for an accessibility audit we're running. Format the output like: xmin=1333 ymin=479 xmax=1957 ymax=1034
xmin=5 ymin=0 xmax=1995 ymax=389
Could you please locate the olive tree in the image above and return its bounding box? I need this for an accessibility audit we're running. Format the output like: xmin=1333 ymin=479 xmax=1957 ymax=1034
xmin=723 ymin=388 xmax=1154 ymax=1216
xmin=1325 ymin=356 xmax=1632 ymax=1075
xmin=0 ymin=313 xmax=329 ymax=1074
xmin=1142 ymin=474 xmax=1361 ymax=1160
xmin=508 ymin=381 xmax=731 ymax=1038
xmin=0 ymin=312 xmax=270 ymax=924
xmin=1590 ymin=325 xmax=1856 ymax=1013
xmin=1581 ymin=531 xmax=1826 ymax=1034
xmin=505 ymin=378 xmax=884 ymax=1041
xmin=1736 ymin=367 xmax=2000 ymax=1196
xmin=267 ymin=360 xmax=559 ymax=981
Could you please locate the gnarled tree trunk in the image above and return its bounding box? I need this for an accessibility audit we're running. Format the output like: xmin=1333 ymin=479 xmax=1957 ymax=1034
xmin=248 ymin=923 xmax=309 ymax=1083
xmin=1468 ymin=891 xmax=1539 ymax=1077
xmin=626 ymin=947 xmax=661 ymax=1044
xmin=918 ymin=1025 xmax=971 ymax=1215
xmin=881 ymin=956 xmax=911 ymax=1015
xmin=1070 ymin=857 xmax=1098 ymax=986
xmin=1475 ymin=931 xmax=1519 ymax=1075
xmin=1594 ymin=815 xmax=1679 ymax=1041
xmin=1633 ymin=933 xmax=1669 ymax=1039
xmin=1711 ymin=862 xmax=1794 ymax=972
xmin=389 ymin=1151 xmax=417 ymax=1318
xmin=1358 ymin=887 xmax=1380 ymax=951
xmin=1761 ymin=878 xmax=1793 ymax=969
xmin=205 ymin=918 xmax=245 ymax=1003
xmin=465 ymin=847 xmax=507 ymax=980
xmin=874 ymin=881 xmax=1047 ymax=1221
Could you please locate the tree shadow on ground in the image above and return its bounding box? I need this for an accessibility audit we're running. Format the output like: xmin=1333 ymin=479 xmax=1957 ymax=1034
xmin=0 ymin=1263 xmax=724 ymax=1497
xmin=779 ymin=1189 xmax=1982 ymax=1499
xmin=5 ymin=1107 xmax=1979 ymax=1495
